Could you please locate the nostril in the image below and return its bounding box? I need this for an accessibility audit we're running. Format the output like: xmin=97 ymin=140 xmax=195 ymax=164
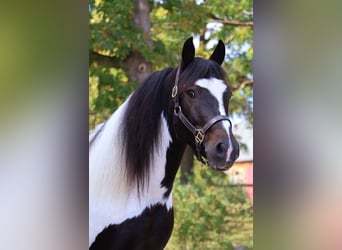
xmin=216 ymin=142 xmax=226 ymax=157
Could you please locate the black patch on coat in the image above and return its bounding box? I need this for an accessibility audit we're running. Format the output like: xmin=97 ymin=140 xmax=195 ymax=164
xmin=90 ymin=204 xmax=174 ymax=250
xmin=161 ymin=141 xmax=186 ymax=198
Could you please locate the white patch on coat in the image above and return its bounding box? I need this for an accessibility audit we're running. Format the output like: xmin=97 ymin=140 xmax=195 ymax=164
xmin=195 ymin=78 xmax=234 ymax=160
xmin=89 ymin=98 xmax=172 ymax=246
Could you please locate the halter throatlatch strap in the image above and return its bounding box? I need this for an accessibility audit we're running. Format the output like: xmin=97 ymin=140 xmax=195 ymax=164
xmin=172 ymin=66 xmax=232 ymax=164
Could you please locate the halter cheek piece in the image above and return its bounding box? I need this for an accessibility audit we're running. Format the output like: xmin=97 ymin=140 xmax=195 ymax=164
xmin=172 ymin=66 xmax=232 ymax=164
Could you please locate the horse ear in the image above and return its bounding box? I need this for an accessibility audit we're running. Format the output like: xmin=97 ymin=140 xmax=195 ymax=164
xmin=181 ymin=37 xmax=195 ymax=70
xmin=209 ymin=40 xmax=225 ymax=65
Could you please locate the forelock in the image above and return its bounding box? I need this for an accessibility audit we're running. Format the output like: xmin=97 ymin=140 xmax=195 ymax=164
xmin=179 ymin=58 xmax=225 ymax=89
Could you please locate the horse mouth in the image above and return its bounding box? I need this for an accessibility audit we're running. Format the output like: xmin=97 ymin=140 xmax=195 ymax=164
xmin=208 ymin=160 xmax=235 ymax=172
xmin=210 ymin=166 xmax=228 ymax=171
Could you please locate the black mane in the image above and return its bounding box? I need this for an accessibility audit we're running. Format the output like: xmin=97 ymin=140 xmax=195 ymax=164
xmin=121 ymin=68 xmax=174 ymax=192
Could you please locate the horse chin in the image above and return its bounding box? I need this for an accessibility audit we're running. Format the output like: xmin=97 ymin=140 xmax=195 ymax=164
xmin=207 ymin=160 xmax=235 ymax=172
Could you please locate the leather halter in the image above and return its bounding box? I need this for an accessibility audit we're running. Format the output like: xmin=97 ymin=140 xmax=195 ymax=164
xmin=172 ymin=66 xmax=232 ymax=164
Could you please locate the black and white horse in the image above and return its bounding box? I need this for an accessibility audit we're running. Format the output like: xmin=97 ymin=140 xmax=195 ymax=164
xmin=89 ymin=37 xmax=240 ymax=249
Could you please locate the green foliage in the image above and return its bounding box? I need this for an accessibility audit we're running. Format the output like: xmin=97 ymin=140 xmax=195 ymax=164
xmin=89 ymin=65 xmax=137 ymax=127
xmin=166 ymin=163 xmax=253 ymax=249
xmin=90 ymin=0 xmax=149 ymax=60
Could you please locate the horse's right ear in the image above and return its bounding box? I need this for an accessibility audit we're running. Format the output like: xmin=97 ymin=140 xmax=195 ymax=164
xmin=181 ymin=37 xmax=195 ymax=70
xmin=209 ymin=40 xmax=225 ymax=65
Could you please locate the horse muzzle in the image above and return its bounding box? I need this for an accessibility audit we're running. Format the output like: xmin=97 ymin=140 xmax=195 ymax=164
xmin=205 ymin=135 xmax=240 ymax=171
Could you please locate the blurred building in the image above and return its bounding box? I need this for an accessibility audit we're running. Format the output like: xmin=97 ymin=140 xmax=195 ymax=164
xmin=227 ymin=118 xmax=253 ymax=202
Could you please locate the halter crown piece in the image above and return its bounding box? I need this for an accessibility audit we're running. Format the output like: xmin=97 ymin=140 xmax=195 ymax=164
xmin=172 ymin=66 xmax=232 ymax=164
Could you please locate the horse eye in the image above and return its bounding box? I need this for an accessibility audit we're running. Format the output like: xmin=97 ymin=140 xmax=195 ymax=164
xmin=186 ymin=89 xmax=196 ymax=98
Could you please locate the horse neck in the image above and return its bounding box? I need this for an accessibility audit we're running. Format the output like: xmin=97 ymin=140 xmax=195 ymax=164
xmin=89 ymin=68 xmax=187 ymax=201
xmin=89 ymin=99 xmax=185 ymax=198
xmin=119 ymin=69 xmax=186 ymax=199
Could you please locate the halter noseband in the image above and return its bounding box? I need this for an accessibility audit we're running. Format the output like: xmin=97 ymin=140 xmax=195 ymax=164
xmin=172 ymin=66 xmax=232 ymax=164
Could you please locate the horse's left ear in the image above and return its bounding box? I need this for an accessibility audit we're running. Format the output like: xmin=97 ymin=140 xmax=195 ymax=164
xmin=209 ymin=40 xmax=225 ymax=65
xmin=181 ymin=37 xmax=195 ymax=70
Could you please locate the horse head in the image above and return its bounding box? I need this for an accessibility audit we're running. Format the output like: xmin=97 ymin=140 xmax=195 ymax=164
xmin=172 ymin=37 xmax=240 ymax=171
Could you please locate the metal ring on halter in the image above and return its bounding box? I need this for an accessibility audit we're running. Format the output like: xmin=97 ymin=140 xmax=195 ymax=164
xmin=174 ymin=105 xmax=181 ymax=115
xmin=171 ymin=85 xmax=178 ymax=98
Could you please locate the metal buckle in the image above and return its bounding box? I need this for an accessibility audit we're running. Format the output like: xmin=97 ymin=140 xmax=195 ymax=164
xmin=171 ymin=85 xmax=178 ymax=98
xmin=174 ymin=106 xmax=181 ymax=115
xmin=195 ymin=130 xmax=205 ymax=144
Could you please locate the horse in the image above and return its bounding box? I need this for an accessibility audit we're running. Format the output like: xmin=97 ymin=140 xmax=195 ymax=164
xmin=89 ymin=37 xmax=240 ymax=250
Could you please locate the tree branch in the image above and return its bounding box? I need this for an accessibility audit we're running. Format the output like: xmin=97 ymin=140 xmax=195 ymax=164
xmin=231 ymin=78 xmax=253 ymax=91
xmin=208 ymin=13 xmax=253 ymax=28
xmin=89 ymin=50 xmax=121 ymax=68
xmin=217 ymin=19 xmax=253 ymax=27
